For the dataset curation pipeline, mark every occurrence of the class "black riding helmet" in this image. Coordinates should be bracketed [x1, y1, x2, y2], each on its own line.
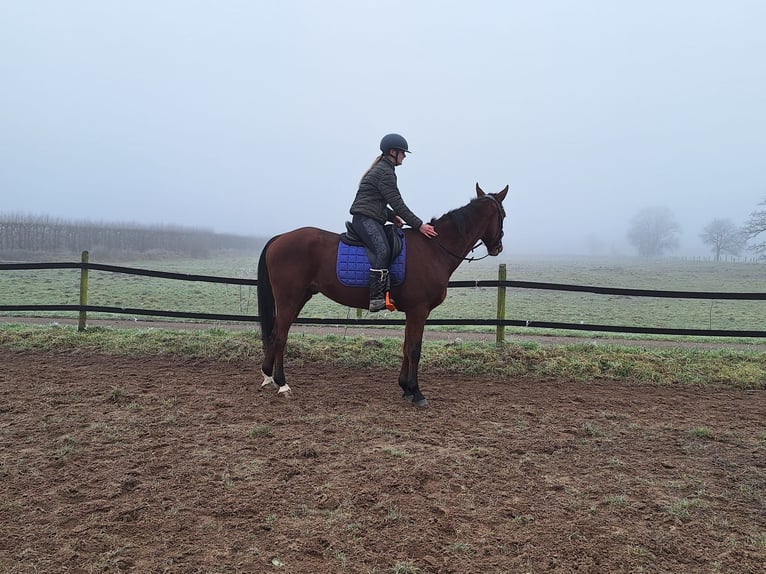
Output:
[380, 133, 411, 154]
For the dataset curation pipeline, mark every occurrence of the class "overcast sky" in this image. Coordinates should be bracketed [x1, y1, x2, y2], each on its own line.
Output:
[1, 0, 764, 255]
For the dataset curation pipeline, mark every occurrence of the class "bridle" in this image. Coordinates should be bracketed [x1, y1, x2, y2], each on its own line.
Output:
[436, 195, 506, 262]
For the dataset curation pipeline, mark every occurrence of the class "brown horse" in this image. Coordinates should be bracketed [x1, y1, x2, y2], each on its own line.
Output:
[257, 183, 509, 407]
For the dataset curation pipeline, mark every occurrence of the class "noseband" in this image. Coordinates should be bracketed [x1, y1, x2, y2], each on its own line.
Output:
[437, 195, 506, 262]
[482, 195, 506, 254]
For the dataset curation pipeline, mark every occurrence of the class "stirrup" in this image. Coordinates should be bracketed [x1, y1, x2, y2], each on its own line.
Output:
[385, 291, 396, 311]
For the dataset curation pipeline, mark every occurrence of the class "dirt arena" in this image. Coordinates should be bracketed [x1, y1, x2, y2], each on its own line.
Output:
[1, 348, 764, 573]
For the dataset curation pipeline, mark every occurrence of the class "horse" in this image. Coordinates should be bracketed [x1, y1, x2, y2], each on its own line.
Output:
[257, 183, 509, 407]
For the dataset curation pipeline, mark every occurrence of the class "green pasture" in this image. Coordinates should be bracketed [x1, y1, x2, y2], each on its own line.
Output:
[3, 254, 766, 387]
[1, 254, 766, 335]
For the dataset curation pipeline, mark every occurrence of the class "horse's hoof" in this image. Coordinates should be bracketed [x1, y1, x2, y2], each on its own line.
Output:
[260, 372, 278, 391]
[277, 384, 292, 399]
[402, 394, 414, 403]
[413, 397, 429, 408]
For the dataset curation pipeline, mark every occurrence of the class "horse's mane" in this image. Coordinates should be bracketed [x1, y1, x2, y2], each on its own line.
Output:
[431, 196, 485, 237]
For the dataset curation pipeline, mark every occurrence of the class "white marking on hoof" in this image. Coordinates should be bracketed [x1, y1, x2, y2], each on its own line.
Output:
[277, 384, 292, 398]
[260, 372, 278, 391]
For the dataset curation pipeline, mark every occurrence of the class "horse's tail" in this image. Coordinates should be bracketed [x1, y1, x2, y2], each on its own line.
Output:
[257, 235, 281, 346]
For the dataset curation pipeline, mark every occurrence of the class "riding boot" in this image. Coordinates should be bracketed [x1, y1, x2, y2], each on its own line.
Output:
[368, 269, 388, 312]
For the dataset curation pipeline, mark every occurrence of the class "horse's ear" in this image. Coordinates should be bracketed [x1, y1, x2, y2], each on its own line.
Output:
[496, 185, 509, 202]
[475, 182, 485, 197]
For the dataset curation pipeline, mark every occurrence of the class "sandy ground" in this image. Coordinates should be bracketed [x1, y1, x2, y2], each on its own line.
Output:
[1, 348, 764, 573]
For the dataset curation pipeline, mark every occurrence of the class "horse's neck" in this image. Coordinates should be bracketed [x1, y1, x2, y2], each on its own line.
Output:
[435, 210, 486, 269]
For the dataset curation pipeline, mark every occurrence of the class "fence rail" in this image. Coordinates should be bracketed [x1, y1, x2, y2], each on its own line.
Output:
[3, 252, 766, 340]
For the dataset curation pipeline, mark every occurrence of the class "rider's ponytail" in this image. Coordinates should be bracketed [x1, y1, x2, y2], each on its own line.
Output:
[359, 154, 383, 186]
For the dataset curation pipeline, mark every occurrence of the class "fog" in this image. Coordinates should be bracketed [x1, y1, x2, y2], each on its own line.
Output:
[1, 1, 764, 256]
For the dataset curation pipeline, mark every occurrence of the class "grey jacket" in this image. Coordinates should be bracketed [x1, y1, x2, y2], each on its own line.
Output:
[349, 156, 423, 229]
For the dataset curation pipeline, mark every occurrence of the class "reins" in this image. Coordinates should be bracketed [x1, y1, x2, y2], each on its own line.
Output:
[436, 239, 491, 262]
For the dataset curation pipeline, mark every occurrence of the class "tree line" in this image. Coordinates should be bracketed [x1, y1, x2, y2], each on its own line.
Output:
[626, 200, 766, 260]
[0, 214, 265, 259]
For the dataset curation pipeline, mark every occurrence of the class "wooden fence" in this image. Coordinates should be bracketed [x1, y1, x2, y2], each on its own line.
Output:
[3, 251, 766, 342]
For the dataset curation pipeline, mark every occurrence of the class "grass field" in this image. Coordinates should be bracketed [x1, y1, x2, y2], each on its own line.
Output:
[1, 253, 765, 335]
[1, 322, 765, 389]
[3, 253, 766, 388]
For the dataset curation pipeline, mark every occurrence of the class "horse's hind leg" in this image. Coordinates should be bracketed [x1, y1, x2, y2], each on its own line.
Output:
[261, 293, 312, 396]
[260, 317, 293, 396]
[260, 322, 281, 391]
[260, 333, 280, 390]
[261, 325, 294, 396]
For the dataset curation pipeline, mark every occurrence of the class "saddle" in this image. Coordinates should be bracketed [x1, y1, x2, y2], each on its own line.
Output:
[337, 223, 406, 287]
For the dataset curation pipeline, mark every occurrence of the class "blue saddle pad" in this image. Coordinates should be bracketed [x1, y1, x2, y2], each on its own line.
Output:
[336, 234, 406, 287]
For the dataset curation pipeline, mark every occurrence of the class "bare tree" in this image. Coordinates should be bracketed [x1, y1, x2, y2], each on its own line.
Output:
[700, 218, 746, 261]
[626, 206, 681, 257]
[742, 197, 766, 259]
[628, 207, 681, 257]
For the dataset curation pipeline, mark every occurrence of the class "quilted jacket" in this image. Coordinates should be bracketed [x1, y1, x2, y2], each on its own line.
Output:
[349, 156, 423, 229]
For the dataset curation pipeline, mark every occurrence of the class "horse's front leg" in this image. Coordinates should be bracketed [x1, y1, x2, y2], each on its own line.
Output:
[399, 311, 429, 408]
[397, 340, 411, 398]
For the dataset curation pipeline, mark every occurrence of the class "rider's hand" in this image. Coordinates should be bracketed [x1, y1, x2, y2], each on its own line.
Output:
[419, 223, 438, 238]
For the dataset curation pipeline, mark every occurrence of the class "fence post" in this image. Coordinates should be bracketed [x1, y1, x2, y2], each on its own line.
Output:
[78, 251, 89, 332]
[496, 263, 506, 345]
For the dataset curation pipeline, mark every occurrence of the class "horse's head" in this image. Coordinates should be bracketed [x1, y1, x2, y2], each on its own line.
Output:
[475, 183, 509, 256]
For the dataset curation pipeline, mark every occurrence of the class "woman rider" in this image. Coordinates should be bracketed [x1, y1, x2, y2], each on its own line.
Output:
[349, 133, 438, 312]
